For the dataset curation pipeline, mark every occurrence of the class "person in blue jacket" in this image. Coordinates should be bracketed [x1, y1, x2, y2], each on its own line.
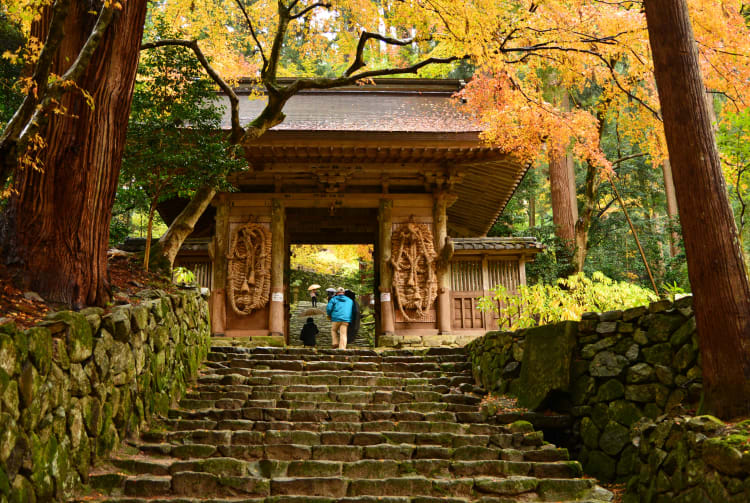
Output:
[326, 287, 354, 349]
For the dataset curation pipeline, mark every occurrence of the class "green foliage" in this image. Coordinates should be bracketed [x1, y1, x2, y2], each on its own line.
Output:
[111, 20, 244, 245]
[172, 266, 197, 286]
[0, 14, 23, 128]
[717, 108, 750, 264]
[479, 271, 657, 330]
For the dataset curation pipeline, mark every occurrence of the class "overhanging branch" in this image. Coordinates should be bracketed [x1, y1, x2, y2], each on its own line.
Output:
[345, 31, 414, 76]
[140, 39, 245, 143]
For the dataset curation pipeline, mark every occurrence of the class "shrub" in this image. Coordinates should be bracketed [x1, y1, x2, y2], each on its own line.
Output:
[478, 271, 657, 330]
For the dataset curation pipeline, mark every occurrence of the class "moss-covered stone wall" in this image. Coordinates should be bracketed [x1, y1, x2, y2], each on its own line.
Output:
[0, 288, 210, 502]
[467, 297, 700, 483]
[626, 415, 750, 503]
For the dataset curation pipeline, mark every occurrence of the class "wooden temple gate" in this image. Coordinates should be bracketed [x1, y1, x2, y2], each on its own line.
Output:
[170, 79, 543, 346]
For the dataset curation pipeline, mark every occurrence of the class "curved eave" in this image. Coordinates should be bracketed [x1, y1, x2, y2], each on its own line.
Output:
[233, 130, 527, 237]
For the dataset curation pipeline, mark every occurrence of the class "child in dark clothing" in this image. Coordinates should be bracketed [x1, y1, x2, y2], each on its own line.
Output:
[300, 317, 319, 347]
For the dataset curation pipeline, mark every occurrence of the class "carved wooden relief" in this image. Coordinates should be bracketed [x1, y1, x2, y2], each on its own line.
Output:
[390, 222, 438, 322]
[227, 222, 271, 315]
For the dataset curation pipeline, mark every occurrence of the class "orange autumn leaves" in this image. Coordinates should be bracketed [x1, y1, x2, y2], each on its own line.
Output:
[437, 0, 750, 170]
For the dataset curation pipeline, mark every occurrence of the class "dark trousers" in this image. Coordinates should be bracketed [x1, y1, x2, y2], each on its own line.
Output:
[311, 296, 317, 307]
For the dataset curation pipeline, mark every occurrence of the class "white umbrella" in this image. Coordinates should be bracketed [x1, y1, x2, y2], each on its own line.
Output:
[307, 284, 321, 291]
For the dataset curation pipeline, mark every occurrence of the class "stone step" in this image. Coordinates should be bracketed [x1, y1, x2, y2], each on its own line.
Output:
[196, 372, 475, 387]
[207, 353, 469, 364]
[138, 428, 557, 452]
[198, 369, 475, 382]
[89, 474, 602, 500]
[80, 346, 610, 503]
[104, 456, 580, 480]
[186, 383, 463, 397]
[210, 346, 468, 357]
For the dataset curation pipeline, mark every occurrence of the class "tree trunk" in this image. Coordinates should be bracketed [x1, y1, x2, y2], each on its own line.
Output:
[157, 184, 217, 270]
[143, 198, 157, 272]
[645, 0, 750, 419]
[549, 150, 577, 244]
[662, 159, 680, 257]
[548, 90, 577, 269]
[2, 1, 148, 307]
[528, 193, 536, 228]
[573, 162, 602, 272]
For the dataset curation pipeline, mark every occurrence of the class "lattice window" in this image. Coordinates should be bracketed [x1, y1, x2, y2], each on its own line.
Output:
[451, 259, 482, 292]
[488, 259, 520, 292]
[178, 262, 213, 290]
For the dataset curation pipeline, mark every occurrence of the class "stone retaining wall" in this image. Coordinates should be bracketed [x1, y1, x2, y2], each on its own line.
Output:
[0, 288, 210, 501]
[467, 297, 700, 482]
[626, 415, 750, 503]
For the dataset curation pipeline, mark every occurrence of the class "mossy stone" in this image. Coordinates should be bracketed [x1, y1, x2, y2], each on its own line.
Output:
[509, 420, 534, 433]
[627, 363, 655, 384]
[703, 438, 743, 475]
[642, 343, 673, 366]
[580, 417, 600, 449]
[596, 379, 625, 401]
[646, 313, 685, 342]
[25, 328, 52, 377]
[2, 381, 19, 421]
[591, 402, 611, 429]
[474, 476, 539, 495]
[590, 351, 629, 377]
[610, 400, 643, 427]
[47, 312, 93, 363]
[9, 474, 35, 503]
[103, 307, 131, 342]
[673, 344, 697, 372]
[584, 450, 617, 481]
[600, 421, 630, 456]
[670, 318, 696, 347]
[570, 376, 595, 405]
[617, 444, 639, 477]
[517, 321, 578, 410]
[0, 334, 18, 377]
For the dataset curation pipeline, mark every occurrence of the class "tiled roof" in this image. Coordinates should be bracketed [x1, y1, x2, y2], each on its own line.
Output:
[217, 79, 481, 133]
[452, 237, 545, 251]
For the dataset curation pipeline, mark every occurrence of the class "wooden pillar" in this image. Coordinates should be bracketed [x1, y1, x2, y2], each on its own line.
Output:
[519, 255, 528, 287]
[434, 192, 453, 334]
[378, 199, 396, 336]
[269, 199, 286, 337]
[211, 196, 228, 335]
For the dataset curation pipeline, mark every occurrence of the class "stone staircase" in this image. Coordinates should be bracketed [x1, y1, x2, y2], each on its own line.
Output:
[78, 346, 612, 502]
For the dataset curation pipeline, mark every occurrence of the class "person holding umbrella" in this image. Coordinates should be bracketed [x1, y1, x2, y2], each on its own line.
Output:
[308, 284, 321, 307]
[326, 287, 336, 302]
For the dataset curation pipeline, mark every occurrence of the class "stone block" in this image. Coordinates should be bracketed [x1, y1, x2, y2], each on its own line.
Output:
[516, 321, 577, 410]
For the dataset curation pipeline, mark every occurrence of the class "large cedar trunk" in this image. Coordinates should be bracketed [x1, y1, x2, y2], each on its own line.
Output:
[646, 0, 750, 418]
[549, 142, 577, 276]
[2, 1, 148, 307]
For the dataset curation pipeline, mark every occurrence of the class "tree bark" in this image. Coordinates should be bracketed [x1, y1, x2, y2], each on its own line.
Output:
[2, 1, 148, 307]
[573, 162, 603, 272]
[645, 0, 750, 418]
[549, 149, 577, 245]
[662, 159, 680, 257]
[548, 90, 577, 269]
[157, 185, 217, 270]
[528, 193, 536, 228]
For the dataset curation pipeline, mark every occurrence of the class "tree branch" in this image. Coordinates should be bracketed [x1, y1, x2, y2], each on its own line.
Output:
[345, 31, 413, 76]
[233, 0, 268, 71]
[290, 2, 331, 19]
[140, 39, 245, 143]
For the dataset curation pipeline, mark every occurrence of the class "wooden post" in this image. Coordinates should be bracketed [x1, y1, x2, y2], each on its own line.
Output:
[269, 199, 286, 337]
[378, 199, 396, 336]
[211, 196, 228, 335]
[519, 256, 528, 287]
[434, 192, 456, 334]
